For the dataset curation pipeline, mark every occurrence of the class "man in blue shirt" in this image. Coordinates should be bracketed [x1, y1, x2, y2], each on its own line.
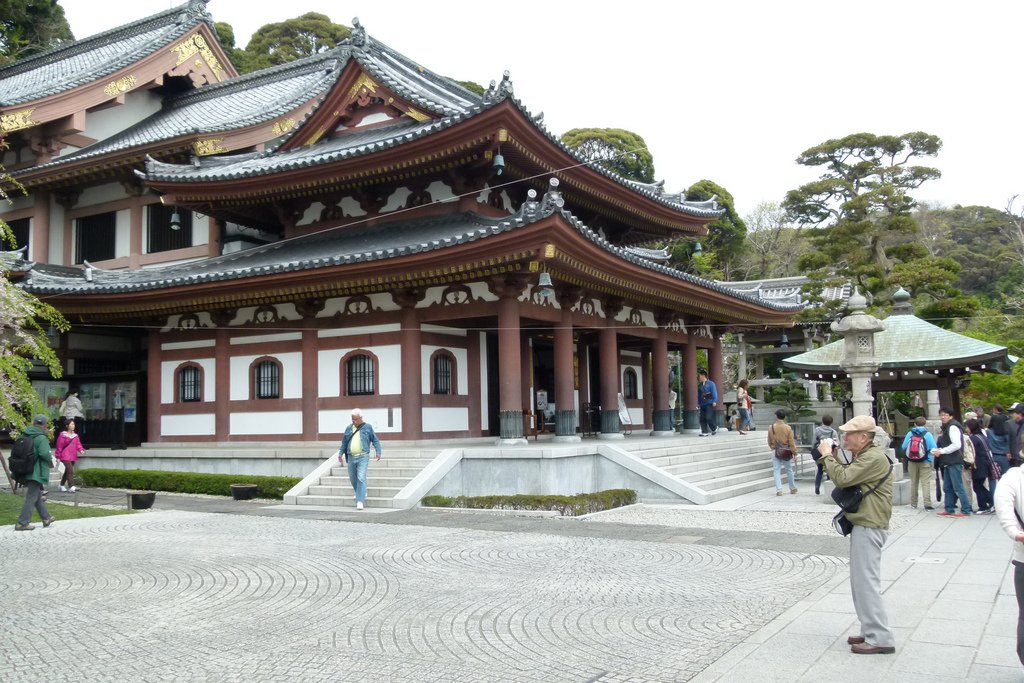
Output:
[901, 416, 937, 510]
[340, 408, 382, 510]
[698, 369, 718, 437]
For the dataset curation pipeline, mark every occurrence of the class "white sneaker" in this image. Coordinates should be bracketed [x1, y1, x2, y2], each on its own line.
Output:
[69, 486, 77, 493]
[59, 486, 68, 492]
[356, 502, 363, 510]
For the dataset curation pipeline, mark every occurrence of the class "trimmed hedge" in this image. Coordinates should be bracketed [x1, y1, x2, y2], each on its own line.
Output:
[420, 489, 637, 517]
[78, 469, 300, 500]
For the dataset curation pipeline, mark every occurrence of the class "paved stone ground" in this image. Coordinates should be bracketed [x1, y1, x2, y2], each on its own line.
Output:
[0, 509, 845, 682]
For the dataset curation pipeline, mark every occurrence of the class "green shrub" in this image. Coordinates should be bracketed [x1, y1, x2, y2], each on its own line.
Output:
[78, 469, 300, 500]
[420, 489, 637, 516]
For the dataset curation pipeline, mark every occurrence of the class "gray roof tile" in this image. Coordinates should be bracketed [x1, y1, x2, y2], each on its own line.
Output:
[0, 0, 214, 107]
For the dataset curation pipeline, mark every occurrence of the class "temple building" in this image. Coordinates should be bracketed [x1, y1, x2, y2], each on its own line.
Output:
[2, 0, 800, 447]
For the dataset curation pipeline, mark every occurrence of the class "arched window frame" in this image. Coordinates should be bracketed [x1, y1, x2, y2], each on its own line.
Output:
[623, 367, 639, 400]
[340, 349, 379, 396]
[429, 349, 458, 395]
[249, 356, 283, 400]
[174, 362, 205, 403]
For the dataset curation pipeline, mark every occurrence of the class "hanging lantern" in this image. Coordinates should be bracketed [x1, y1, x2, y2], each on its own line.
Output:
[170, 209, 182, 231]
[493, 147, 505, 175]
[537, 271, 554, 298]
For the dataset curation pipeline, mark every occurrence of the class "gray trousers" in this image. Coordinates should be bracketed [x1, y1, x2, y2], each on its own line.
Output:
[18, 480, 51, 526]
[850, 524, 895, 647]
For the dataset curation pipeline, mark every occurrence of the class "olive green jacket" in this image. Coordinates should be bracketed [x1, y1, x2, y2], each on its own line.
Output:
[821, 443, 893, 530]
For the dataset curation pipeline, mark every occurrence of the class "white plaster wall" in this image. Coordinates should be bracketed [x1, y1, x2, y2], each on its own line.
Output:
[421, 345, 469, 395]
[627, 407, 644, 427]
[230, 332, 302, 345]
[357, 112, 392, 128]
[193, 214, 210, 246]
[115, 209, 130, 259]
[422, 407, 469, 432]
[48, 196, 64, 264]
[55, 145, 80, 159]
[161, 339, 216, 351]
[84, 90, 162, 142]
[480, 331, 489, 431]
[340, 196, 366, 217]
[468, 281, 499, 302]
[141, 256, 206, 269]
[425, 180, 454, 202]
[297, 202, 324, 226]
[77, 183, 128, 208]
[421, 324, 466, 337]
[319, 293, 400, 316]
[230, 352, 302, 400]
[161, 413, 216, 436]
[380, 187, 411, 212]
[317, 323, 400, 338]
[161, 358, 216, 404]
[231, 411, 303, 435]
[317, 344, 402, 397]
[319, 408, 401, 433]
[0, 194, 32, 213]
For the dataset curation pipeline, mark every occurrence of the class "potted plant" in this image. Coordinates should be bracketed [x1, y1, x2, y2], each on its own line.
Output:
[230, 483, 258, 501]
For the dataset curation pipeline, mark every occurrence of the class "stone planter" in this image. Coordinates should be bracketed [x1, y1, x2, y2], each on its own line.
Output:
[129, 491, 156, 510]
[230, 484, 258, 501]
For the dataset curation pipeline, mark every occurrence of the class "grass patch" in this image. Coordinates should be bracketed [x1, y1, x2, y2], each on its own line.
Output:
[421, 489, 637, 517]
[79, 469, 300, 500]
[0, 491, 134, 525]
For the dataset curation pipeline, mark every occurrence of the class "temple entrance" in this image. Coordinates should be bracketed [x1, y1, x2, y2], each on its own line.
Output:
[485, 331, 500, 436]
[531, 339, 555, 430]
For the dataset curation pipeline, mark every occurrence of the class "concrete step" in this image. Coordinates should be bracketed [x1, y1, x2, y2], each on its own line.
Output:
[671, 458, 775, 484]
[659, 451, 773, 475]
[696, 467, 780, 492]
[707, 475, 780, 502]
[307, 485, 405, 498]
[638, 445, 769, 469]
[295, 494, 394, 508]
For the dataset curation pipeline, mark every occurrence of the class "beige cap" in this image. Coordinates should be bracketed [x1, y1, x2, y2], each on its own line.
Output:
[839, 415, 876, 433]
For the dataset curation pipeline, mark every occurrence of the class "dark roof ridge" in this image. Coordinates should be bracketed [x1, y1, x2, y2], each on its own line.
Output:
[0, 0, 208, 79]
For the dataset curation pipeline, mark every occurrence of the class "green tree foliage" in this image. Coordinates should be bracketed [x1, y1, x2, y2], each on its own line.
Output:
[784, 132, 945, 307]
[448, 78, 484, 96]
[740, 201, 808, 279]
[681, 179, 746, 279]
[767, 380, 815, 419]
[1, 138, 69, 433]
[229, 13, 349, 73]
[0, 0, 74, 65]
[560, 128, 655, 183]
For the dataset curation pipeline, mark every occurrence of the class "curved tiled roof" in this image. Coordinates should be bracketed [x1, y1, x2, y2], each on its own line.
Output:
[784, 314, 1014, 373]
[17, 181, 801, 316]
[0, 0, 214, 107]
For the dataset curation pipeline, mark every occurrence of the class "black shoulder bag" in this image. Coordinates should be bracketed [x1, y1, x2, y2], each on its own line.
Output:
[831, 457, 893, 537]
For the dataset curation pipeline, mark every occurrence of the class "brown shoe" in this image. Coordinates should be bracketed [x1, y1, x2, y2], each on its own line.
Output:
[14, 523, 35, 531]
[791, 488, 798, 494]
[851, 642, 895, 655]
[42, 517, 56, 528]
[847, 635, 865, 645]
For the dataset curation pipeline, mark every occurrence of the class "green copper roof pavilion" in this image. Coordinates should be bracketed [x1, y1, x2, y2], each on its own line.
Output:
[784, 288, 1015, 381]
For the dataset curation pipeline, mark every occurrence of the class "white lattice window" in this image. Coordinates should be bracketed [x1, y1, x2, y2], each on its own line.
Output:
[857, 335, 871, 351]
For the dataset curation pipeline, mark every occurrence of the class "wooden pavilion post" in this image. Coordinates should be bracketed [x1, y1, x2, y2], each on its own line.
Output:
[553, 289, 581, 442]
[651, 311, 672, 435]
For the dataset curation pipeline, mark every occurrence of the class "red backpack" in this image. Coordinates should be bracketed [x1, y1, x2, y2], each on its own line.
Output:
[906, 433, 928, 462]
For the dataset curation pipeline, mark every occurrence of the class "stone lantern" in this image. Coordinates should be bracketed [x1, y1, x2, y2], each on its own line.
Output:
[831, 288, 886, 418]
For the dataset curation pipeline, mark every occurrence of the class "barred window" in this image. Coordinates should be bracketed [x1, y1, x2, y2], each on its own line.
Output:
[7, 217, 29, 250]
[254, 360, 280, 399]
[178, 365, 202, 402]
[147, 204, 192, 253]
[623, 368, 638, 400]
[433, 353, 452, 395]
[346, 354, 375, 396]
[75, 211, 116, 264]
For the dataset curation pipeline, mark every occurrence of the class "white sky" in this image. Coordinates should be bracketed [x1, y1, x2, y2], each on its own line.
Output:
[59, 0, 1024, 219]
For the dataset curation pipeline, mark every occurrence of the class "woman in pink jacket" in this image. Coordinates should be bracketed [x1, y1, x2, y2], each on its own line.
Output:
[55, 419, 85, 492]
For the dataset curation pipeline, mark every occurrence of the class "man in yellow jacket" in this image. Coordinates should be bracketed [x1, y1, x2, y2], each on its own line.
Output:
[815, 414, 895, 655]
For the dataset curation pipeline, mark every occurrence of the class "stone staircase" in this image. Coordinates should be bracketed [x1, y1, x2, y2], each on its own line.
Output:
[295, 449, 442, 508]
[622, 432, 795, 502]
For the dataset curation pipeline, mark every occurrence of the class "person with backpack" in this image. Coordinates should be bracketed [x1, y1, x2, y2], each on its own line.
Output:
[965, 418, 996, 514]
[989, 404, 1012, 486]
[812, 414, 839, 495]
[1009, 403, 1024, 468]
[901, 416, 937, 510]
[932, 407, 973, 517]
[14, 414, 56, 531]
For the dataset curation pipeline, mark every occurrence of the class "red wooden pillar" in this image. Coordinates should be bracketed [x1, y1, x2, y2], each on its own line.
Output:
[553, 304, 579, 440]
[641, 349, 652, 429]
[401, 305, 422, 439]
[301, 327, 318, 441]
[520, 332, 532, 414]
[497, 295, 523, 439]
[599, 323, 621, 436]
[682, 339, 699, 432]
[215, 328, 230, 440]
[147, 329, 161, 443]
[32, 190, 50, 263]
